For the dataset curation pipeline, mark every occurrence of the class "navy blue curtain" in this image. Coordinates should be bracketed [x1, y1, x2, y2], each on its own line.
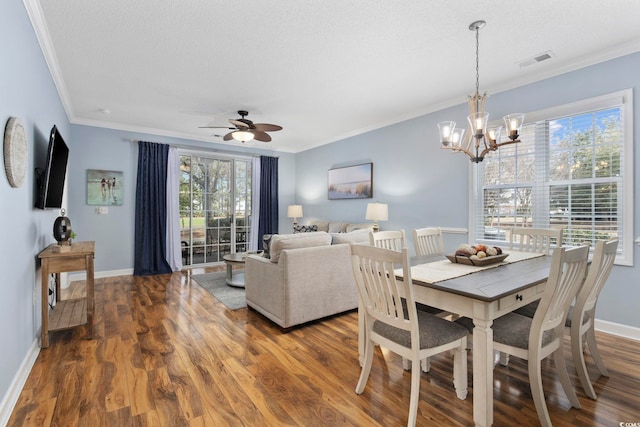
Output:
[134, 141, 172, 276]
[258, 156, 279, 246]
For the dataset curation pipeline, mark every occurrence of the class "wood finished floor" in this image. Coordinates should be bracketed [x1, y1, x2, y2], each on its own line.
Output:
[8, 267, 640, 426]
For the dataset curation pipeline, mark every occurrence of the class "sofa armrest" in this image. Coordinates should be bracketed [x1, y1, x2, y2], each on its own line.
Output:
[245, 254, 286, 324]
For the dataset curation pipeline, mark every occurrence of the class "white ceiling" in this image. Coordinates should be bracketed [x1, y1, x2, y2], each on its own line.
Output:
[25, 0, 640, 153]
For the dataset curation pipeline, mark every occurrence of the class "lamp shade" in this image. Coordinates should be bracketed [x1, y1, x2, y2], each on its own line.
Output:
[287, 205, 303, 218]
[365, 202, 388, 221]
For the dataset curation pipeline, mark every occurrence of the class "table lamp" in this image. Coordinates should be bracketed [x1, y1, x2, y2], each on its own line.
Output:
[365, 202, 388, 232]
[287, 205, 303, 227]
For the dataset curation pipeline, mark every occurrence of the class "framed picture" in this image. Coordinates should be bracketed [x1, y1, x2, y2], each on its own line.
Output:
[328, 163, 373, 199]
[87, 169, 123, 206]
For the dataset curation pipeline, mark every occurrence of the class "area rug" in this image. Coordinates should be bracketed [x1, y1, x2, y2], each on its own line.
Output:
[191, 271, 247, 310]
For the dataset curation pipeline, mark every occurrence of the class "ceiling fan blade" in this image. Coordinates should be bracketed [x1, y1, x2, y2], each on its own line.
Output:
[222, 132, 234, 141]
[252, 130, 272, 142]
[199, 126, 235, 129]
[253, 123, 283, 132]
[229, 119, 250, 128]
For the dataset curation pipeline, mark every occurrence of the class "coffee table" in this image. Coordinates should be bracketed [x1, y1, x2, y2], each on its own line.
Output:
[223, 252, 246, 288]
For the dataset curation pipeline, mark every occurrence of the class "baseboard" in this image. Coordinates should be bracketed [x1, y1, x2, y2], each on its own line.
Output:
[0, 340, 40, 426]
[595, 318, 640, 341]
[66, 267, 134, 285]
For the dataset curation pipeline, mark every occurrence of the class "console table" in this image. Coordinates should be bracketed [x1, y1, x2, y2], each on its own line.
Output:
[38, 241, 95, 348]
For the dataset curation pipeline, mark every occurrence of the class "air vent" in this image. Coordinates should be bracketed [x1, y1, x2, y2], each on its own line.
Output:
[518, 50, 554, 68]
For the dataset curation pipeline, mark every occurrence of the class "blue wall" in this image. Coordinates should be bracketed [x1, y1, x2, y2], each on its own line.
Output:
[296, 52, 640, 329]
[0, 0, 70, 414]
[1, 0, 639, 419]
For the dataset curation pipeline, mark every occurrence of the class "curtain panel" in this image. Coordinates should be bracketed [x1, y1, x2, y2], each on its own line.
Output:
[257, 156, 279, 247]
[165, 147, 182, 271]
[134, 141, 172, 275]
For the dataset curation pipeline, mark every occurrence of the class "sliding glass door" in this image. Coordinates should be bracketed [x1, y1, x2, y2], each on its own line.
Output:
[179, 153, 252, 266]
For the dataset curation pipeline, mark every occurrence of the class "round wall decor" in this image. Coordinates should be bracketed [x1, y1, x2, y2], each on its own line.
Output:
[4, 117, 28, 188]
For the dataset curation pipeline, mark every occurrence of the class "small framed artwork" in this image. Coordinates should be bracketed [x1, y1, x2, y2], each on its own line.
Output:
[87, 169, 123, 206]
[328, 162, 373, 200]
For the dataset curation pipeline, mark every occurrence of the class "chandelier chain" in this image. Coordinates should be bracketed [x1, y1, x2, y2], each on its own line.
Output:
[475, 25, 480, 96]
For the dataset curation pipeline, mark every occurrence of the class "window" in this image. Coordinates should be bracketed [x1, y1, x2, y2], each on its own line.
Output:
[179, 151, 253, 266]
[472, 89, 633, 265]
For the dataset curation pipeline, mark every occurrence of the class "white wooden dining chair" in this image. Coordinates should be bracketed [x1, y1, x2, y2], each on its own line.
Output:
[570, 239, 618, 400]
[370, 228, 442, 372]
[369, 229, 406, 251]
[413, 227, 445, 257]
[509, 227, 563, 255]
[491, 244, 589, 427]
[350, 244, 468, 427]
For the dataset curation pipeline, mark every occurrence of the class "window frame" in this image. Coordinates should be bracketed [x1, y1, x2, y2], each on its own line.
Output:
[469, 89, 634, 266]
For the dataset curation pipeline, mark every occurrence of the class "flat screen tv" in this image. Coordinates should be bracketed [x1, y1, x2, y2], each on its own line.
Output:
[35, 125, 69, 209]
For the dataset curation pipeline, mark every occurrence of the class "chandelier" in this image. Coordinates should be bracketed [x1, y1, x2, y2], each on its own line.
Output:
[438, 20, 525, 163]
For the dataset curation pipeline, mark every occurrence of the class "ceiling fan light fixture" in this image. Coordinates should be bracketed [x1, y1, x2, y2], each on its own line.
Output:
[232, 130, 254, 143]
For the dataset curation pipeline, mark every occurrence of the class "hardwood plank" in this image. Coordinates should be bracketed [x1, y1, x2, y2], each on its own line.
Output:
[11, 397, 56, 427]
[103, 336, 131, 413]
[121, 339, 155, 416]
[148, 367, 189, 427]
[51, 362, 81, 426]
[8, 270, 640, 427]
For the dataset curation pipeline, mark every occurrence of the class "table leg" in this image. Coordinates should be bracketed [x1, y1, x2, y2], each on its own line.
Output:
[473, 318, 494, 427]
[41, 259, 50, 348]
[86, 254, 95, 340]
[226, 262, 233, 282]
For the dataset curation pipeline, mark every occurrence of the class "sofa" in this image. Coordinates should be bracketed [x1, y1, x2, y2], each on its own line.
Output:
[245, 229, 371, 329]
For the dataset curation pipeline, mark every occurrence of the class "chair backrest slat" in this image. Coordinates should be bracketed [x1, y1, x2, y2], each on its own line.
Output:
[413, 227, 445, 257]
[509, 227, 563, 255]
[577, 239, 618, 315]
[534, 244, 589, 333]
[369, 230, 406, 252]
[351, 244, 415, 332]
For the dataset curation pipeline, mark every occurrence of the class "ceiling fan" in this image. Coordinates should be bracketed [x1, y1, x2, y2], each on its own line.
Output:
[199, 110, 283, 143]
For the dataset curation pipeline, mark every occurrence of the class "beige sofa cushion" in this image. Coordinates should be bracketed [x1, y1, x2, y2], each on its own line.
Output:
[308, 220, 375, 234]
[345, 222, 375, 233]
[328, 222, 348, 233]
[269, 231, 332, 263]
[331, 228, 371, 244]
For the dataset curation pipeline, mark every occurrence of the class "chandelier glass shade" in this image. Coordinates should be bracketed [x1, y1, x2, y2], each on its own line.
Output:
[439, 20, 525, 163]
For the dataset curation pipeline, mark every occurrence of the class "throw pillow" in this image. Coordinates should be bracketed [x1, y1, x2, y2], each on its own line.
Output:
[293, 224, 318, 233]
[262, 234, 274, 257]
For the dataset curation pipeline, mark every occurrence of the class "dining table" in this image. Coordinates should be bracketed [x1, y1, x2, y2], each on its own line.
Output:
[357, 250, 554, 427]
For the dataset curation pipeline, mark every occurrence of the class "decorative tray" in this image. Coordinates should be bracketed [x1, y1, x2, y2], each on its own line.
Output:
[446, 253, 509, 266]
